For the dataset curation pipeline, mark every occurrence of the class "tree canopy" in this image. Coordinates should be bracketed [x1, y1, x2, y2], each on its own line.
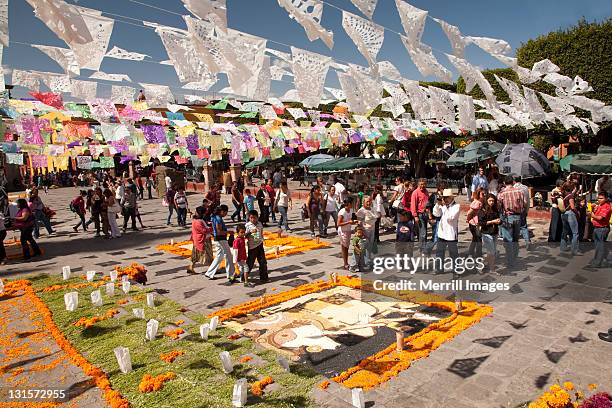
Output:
[517, 18, 612, 105]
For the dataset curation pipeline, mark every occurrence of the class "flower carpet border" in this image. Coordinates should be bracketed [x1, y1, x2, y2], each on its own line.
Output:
[209, 276, 493, 390]
[4, 280, 129, 408]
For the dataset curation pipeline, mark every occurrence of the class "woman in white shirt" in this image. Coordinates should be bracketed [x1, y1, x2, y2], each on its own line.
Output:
[323, 185, 339, 236]
[356, 197, 378, 268]
[372, 184, 385, 244]
[389, 177, 405, 221]
[274, 182, 292, 232]
[337, 198, 357, 270]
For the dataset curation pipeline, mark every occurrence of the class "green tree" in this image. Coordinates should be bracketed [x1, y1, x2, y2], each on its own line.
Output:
[516, 18, 612, 105]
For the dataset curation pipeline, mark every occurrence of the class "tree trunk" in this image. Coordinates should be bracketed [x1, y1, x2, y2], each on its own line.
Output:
[348, 143, 362, 157]
[404, 140, 435, 178]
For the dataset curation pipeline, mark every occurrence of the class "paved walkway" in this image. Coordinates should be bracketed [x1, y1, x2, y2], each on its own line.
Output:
[0, 281, 104, 406]
[1, 184, 611, 407]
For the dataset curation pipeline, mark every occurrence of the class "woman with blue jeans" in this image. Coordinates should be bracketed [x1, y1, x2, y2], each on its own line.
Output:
[306, 185, 325, 237]
[274, 182, 292, 232]
[478, 194, 501, 274]
[560, 183, 579, 255]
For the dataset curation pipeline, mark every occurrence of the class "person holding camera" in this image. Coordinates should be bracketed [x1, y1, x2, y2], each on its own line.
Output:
[432, 189, 461, 267]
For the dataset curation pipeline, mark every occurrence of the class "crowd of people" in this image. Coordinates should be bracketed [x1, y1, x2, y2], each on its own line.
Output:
[291, 169, 611, 274]
[0, 164, 610, 277]
[0, 171, 163, 264]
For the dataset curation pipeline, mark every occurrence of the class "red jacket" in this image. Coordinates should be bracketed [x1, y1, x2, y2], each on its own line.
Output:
[265, 185, 276, 200]
[72, 196, 85, 214]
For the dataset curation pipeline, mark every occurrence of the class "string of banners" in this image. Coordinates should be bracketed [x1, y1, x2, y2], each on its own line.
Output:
[2, 0, 611, 172]
[0, 94, 458, 171]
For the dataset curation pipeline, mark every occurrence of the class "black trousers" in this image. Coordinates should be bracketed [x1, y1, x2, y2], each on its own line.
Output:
[86, 212, 101, 234]
[258, 203, 269, 224]
[468, 224, 483, 257]
[123, 207, 137, 230]
[247, 243, 268, 281]
[548, 207, 562, 242]
[0, 230, 6, 261]
[20, 227, 41, 259]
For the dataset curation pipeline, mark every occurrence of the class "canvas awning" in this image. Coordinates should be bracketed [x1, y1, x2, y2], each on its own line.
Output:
[307, 157, 401, 173]
[245, 158, 271, 169]
[569, 147, 612, 175]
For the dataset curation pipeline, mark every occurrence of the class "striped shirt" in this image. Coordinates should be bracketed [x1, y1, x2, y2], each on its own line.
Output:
[498, 185, 525, 215]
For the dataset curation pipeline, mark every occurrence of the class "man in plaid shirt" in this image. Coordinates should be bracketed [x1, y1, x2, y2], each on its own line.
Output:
[498, 175, 525, 268]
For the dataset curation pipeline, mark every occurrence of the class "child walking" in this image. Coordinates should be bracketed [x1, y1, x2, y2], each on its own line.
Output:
[71, 190, 88, 232]
[243, 189, 256, 213]
[350, 226, 367, 272]
[230, 224, 249, 284]
[396, 210, 416, 257]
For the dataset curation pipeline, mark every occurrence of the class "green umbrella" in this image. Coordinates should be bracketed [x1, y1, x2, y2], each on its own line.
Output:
[245, 158, 270, 169]
[559, 154, 578, 172]
[308, 157, 402, 173]
[447, 141, 504, 167]
[570, 153, 612, 175]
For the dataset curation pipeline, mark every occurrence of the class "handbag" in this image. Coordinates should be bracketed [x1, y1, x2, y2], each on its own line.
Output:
[109, 202, 121, 214]
[42, 206, 53, 218]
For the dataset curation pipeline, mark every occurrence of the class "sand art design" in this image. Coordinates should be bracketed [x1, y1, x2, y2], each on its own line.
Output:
[225, 286, 452, 377]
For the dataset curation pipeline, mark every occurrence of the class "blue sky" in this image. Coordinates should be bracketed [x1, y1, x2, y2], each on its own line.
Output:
[5, 0, 612, 101]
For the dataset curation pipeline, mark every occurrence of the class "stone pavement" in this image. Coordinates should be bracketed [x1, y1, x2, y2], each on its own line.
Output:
[0, 282, 104, 406]
[1, 184, 611, 408]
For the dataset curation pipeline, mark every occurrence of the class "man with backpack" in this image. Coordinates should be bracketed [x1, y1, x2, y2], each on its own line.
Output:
[71, 190, 88, 232]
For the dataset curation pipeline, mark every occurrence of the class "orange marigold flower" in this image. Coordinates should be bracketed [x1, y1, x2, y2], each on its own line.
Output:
[138, 372, 176, 393]
[12, 280, 130, 408]
[160, 350, 185, 363]
[116, 299, 129, 305]
[563, 382, 574, 391]
[588, 383, 597, 390]
[174, 320, 185, 326]
[251, 376, 274, 396]
[115, 263, 148, 284]
[73, 309, 119, 328]
[165, 329, 185, 339]
[549, 384, 563, 393]
[239, 356, 252, 363]
[318, 381, 330, 390]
